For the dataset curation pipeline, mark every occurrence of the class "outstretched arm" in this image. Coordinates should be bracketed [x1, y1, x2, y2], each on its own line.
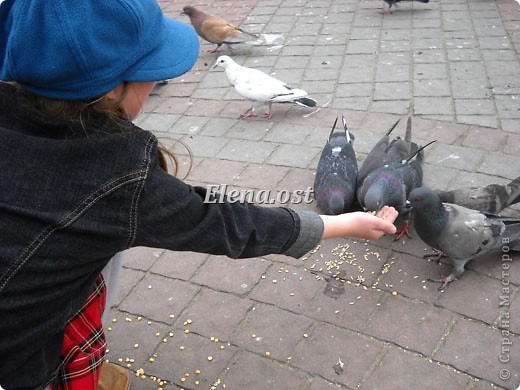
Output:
[320, 206, 398, 241]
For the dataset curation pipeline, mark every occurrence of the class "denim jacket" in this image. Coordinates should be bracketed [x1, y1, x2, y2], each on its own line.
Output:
[0, 83, 323, 389]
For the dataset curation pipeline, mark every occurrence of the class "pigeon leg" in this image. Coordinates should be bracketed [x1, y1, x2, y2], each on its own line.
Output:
[428, 273, 457, 291]
[240, 107, 257, 119]
[423, 248, 445, 262]
[265, 103, 274, 119]
[208, 43, 222, 53]
[225, 43, 235, 54]
[394, 221, 412, 240]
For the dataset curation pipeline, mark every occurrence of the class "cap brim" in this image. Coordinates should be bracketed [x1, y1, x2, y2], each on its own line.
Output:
[126, 17, 199, 82]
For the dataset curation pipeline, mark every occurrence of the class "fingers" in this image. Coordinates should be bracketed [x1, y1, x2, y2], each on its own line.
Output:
[375, 205, 398, 222]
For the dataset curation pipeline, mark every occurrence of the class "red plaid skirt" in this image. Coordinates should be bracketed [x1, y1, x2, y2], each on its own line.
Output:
[51, 275, 107, 390]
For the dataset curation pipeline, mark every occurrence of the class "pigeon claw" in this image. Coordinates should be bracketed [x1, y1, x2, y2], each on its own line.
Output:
[394, 222, 412, 241]
[240, 110, 257, 119]
[428, 273, 457, 291]
[423, 248, 445, 262]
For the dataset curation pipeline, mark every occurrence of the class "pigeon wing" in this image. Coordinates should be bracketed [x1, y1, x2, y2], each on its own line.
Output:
[437, 204, 517, 262]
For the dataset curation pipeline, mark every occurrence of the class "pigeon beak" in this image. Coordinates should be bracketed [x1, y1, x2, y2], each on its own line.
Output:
[212, 61, 220, 70]
[404, 200, 413, 210]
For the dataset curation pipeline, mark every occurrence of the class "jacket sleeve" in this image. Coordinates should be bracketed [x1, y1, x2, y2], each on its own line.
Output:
[132, 157, 323, 259]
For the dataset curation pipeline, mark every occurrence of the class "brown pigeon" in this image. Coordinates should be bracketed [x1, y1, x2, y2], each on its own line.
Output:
[182, 6, 258, 53]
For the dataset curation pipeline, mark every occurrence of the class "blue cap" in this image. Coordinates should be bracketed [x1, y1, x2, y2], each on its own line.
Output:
[0, 0, 199, 99]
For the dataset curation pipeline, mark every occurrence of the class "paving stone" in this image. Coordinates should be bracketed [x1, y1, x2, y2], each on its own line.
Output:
[308, 377, 352, 390]
[468, 250, 520, 286]
[138, 113, 180, 134]
[414, 78, 451, 97]
[461, 126, 506, 151]
[192, 255, 270, 296]
[507, 292, 520, 335]
[182, 135, 229, 158]
[409, 118, 469, 145]
[435, 270, 505, 324]
[377, 252, 449, 303]
[457, 114, 498, 129]
[478, 152, 520, 180]
[434, 318, 520, 388]
[265, 123, 316, 145]
[150, 250, 209, 281]
[305, 279, 385, 333]
[365, 295, 454, 355]
[119, 274, 200, 324]
[235, 163, 291, 190]
[374, 82, 411, 100]
[217, 138, 278, 163]
[290, 323, 384, 388]
[427, 143, 485, 171]
[225, 120, 274, 141]
[187, 158, 245, 184]
[221, 351, 308, 389]
[121, 247, 164, 272]
[304, 238, 394, 287]
[267, 143, 321, 168]
[249, 263, 323, 314]
[361, 347, 471, 390]
[179, 288, 253, 341]
[166, 115, 210, 136]
[277, 167, 317, 194]
[414, 97, 454, 116]
[108, 267, 145, 309]
[105, 312, 170, 372]
[423, 163, 461, 190]
[148, 331, 237, 388]
[231, 304, 314, 360]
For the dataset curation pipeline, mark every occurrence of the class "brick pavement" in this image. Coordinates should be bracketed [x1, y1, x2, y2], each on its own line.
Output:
[105, 0, 520, 389]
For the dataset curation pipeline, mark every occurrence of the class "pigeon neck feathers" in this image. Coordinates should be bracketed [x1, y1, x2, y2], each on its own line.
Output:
[409, 188, 448, 247]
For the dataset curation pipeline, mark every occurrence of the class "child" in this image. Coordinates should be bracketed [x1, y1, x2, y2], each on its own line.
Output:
[0, 0, 397, 389]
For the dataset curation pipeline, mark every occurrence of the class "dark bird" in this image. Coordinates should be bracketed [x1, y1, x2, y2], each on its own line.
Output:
[382, 0, 430, 15]
[182, 6, 259, 53]
[213, 55, 317, 119]
[314, 117, 358, 215]
[357, 117, 428, 239]
[357, 140, 434, 239]
[434, 176, 520, 214]
[357, 117, 418, 187]
[408, 186, 520, 289]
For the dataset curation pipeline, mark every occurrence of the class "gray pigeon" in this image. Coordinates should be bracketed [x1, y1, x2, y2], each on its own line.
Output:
[357, 141, 434, 238]
[314, 117, 358, 215]
[357, 117, 431, 239]
[357, 116, 418, 188]
[434, 176, 520, 214]
[408, 186, 520, 289]
[382, 0, 430, 15]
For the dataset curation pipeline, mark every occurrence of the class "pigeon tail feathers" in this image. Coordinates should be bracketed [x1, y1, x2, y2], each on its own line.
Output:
[293, 97, 317, 108]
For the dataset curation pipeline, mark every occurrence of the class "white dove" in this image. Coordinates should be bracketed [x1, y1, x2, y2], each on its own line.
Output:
[213, 55, 317, 119]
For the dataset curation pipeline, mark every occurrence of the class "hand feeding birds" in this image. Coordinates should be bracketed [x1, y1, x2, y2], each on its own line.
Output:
[213, 55, 317, 119]
[182, 6, 259, 53]
[407, 186, 520, 290]
[357, 116, 435, 240]
[314, 117, 358, 215]
[382, 0, 430, 15]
